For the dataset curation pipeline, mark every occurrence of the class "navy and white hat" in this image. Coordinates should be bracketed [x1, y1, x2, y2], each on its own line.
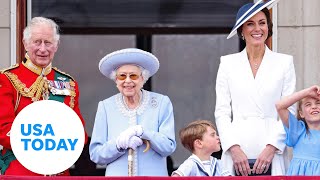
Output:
[227, 0, 280, 39]
[99, 48, 160, 78]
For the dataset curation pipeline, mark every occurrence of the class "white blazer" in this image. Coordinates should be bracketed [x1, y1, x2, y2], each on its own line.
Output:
[215, 46, 296, 175]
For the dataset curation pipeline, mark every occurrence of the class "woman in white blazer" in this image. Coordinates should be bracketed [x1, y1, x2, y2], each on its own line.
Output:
[215, 0, 296, 176]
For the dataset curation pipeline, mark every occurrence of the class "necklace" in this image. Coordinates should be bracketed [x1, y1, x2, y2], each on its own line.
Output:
[252, 62, 259, 70]
[122, 91, 143, 110]
[249, 59, 261, 70]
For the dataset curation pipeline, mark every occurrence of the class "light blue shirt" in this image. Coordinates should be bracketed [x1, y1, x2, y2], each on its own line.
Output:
[173, 154, 231, 176]
[89, 90, 176, 176]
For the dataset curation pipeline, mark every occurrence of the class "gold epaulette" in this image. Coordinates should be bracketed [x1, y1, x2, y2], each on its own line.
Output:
[52, 67, 75, 81]
[4, 71, 49, 102]
[0, 64, 19, 74]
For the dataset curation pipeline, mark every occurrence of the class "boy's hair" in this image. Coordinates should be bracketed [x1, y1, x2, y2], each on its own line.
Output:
[179, 120, 216, 152]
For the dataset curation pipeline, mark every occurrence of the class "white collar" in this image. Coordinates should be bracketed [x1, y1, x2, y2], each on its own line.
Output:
[116, 89, 150, 117]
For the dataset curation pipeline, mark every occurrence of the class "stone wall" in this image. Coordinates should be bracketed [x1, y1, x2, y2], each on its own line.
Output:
[278, 0, 320, 90]
[0, 0, 10, 69]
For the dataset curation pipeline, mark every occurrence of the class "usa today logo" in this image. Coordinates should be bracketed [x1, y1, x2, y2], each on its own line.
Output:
[10, 100, 85, 175]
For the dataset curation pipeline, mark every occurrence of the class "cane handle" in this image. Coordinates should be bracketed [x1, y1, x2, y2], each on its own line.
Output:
[142, 139, 150, 153]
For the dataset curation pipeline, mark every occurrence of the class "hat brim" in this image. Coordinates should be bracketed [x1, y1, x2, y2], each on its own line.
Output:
[99, 48, 160, 79]
[227, 0, 280, 39]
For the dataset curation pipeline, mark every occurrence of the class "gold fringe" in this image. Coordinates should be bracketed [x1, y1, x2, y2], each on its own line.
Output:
[0, 64, 19, 74]
[70, 97, 75, 109]
[69, 80, 76, 108]
[14, 91, 21, 112]
[4, 72, 49, 102]
[4, 69, 76, 108]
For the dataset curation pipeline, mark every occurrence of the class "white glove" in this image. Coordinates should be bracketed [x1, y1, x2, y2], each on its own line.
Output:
[116, 125, 143, 151]
[131, 125, 143, 137]
[128, 136, 143, 150]
[116, 130, 134, 151]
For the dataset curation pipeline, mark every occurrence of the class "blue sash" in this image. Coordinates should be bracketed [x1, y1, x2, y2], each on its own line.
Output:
[0, 150, 16, 174]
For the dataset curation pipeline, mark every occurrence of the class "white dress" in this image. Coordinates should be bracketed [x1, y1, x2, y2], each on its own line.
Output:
[215, 46, 296, 175]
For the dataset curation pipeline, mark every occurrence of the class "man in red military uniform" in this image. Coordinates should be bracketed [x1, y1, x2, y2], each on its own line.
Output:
[0, 16, 88, 176]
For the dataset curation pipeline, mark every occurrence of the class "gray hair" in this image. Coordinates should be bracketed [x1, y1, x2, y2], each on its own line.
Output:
[23, 17, 60, 44]
[110, 65, 150, 84]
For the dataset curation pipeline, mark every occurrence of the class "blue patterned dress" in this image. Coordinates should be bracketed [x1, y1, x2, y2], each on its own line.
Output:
[284, 112, 320, 175]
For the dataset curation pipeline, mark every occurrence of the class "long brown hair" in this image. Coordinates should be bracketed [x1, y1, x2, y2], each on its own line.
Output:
[237, 7, 273, 40]
[297, 99, 309, 132]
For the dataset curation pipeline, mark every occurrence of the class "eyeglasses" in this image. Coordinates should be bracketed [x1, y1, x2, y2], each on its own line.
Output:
[116, 73, 140, 81]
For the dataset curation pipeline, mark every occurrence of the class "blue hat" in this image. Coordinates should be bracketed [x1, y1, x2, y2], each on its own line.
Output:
[99, 48, 160, 78]
[227, 0, 280, 39]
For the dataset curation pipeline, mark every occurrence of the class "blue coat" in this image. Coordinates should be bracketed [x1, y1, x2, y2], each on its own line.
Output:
[89, 90, 176, 176]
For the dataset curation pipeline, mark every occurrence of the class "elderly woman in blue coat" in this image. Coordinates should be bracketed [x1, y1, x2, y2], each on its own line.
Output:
[89, 48, 176, 176]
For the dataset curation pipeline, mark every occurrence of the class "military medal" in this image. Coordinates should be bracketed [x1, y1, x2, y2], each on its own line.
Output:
[48, 80, 74, 96]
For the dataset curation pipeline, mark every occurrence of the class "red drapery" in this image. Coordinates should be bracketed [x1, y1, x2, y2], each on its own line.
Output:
[1, 176, 320, 180]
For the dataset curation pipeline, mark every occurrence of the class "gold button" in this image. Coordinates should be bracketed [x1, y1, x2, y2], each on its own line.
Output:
[24, 88, 30, 92]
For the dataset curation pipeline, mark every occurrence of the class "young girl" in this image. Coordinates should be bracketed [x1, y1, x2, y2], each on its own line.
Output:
[276, 85, 320, 175]
[171, 120, 230, 177]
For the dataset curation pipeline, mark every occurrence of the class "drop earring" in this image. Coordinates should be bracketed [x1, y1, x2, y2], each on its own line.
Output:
[241, 34, 245, 40]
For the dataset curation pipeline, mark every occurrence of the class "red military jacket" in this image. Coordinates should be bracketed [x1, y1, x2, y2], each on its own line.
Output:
[0, 57, 88, 176]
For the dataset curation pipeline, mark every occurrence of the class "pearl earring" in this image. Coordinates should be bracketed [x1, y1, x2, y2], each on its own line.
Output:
[241, 34, 245, 40]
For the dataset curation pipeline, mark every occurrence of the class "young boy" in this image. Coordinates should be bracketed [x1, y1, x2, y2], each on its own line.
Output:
[172, 120, 231, 176]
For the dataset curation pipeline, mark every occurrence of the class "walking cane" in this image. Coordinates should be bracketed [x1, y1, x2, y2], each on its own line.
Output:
[128, 148, 134, 176]
[128, 139, 150, 176]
